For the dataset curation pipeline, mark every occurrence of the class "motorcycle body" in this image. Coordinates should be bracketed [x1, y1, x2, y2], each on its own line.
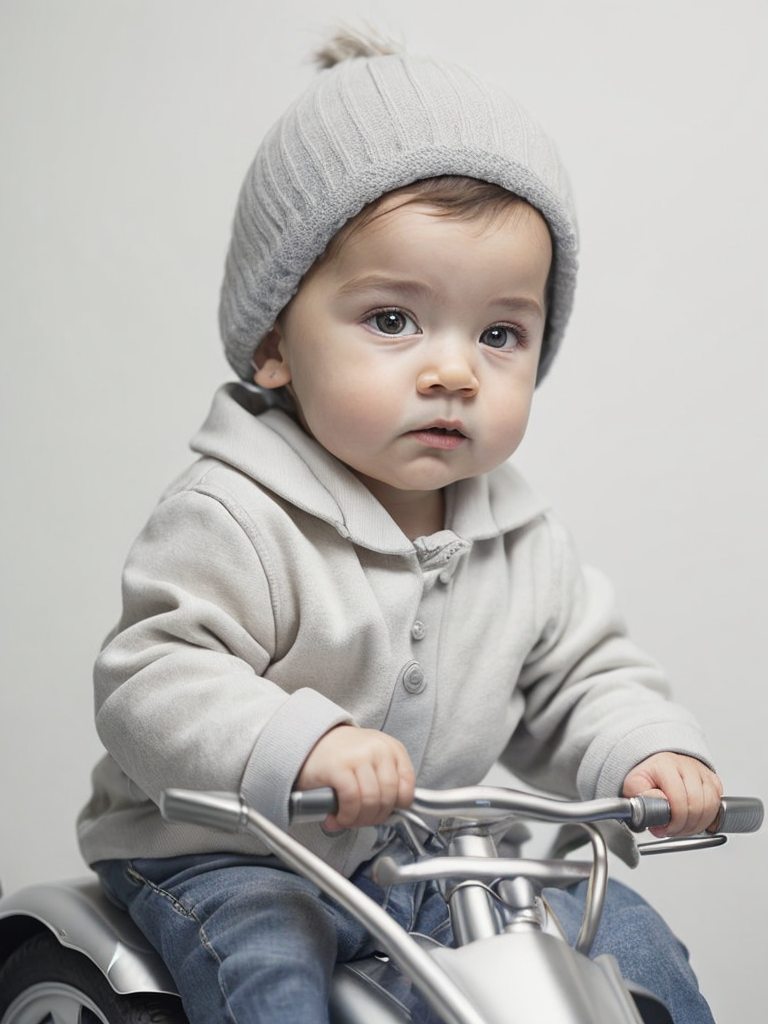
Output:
[0, 787, 762, 1024]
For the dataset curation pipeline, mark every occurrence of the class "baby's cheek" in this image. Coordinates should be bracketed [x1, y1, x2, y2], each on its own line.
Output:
[337, 393, 397, 437]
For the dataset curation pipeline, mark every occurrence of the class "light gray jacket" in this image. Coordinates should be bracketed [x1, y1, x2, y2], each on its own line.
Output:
[77, 383, 712, 875]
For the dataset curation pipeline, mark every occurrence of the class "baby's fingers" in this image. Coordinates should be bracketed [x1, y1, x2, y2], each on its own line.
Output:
[623, 752, 723, 837]
[298, 725, 415, 830]
[330, 761, 394, 829]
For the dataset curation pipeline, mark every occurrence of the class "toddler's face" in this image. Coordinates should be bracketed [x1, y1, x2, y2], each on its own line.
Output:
[254, 193, 551, 532]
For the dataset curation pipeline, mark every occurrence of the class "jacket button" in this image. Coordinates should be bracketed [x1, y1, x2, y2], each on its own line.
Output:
[401, 661, 426, 694]
[411, 620, 426, 641]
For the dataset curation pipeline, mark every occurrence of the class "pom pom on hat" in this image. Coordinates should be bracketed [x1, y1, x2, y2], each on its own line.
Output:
[219, 31, 578, 383]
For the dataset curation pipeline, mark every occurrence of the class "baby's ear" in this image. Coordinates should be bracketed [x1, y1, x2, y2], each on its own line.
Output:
[252, 328, 291, 389]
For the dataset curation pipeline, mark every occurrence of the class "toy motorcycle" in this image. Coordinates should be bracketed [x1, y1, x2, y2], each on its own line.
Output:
[0, 784, 762, 1024]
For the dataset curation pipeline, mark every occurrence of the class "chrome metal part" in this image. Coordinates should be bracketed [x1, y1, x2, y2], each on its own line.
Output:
[372, 854, 592, 888]
[160, 789, 247, 832]
[592, 954, 646, 1023]
[497, 877, 543, 935]
[445, 833, 500, 943]
[411, 787, 642, 827]
[1, 981, 112, 1024]
[0, 878, 176, 994]
[430, 931, 646, 1024]
[289, 786, 338, 822]
[638, 834, 728, 856]
[574, 825, 608, 956]
[496, 876, 537, 911]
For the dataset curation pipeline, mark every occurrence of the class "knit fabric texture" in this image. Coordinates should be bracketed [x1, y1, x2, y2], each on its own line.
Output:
[219, 50, 579, 383]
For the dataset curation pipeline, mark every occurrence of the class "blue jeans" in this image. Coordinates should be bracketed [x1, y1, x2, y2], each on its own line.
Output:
[95, 851, 714, 1024]
[544, 881, 714, 1024]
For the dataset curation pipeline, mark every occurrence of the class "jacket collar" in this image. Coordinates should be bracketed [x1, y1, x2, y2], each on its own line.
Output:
[191, 383, 549, 554]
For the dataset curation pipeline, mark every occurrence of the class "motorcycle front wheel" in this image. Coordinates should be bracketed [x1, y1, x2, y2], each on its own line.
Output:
[0, 930, 188, 1024]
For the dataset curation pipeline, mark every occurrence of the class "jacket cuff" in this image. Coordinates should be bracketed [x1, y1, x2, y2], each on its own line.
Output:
[240, 688, 353, 829]
[578, 719, 715, 799]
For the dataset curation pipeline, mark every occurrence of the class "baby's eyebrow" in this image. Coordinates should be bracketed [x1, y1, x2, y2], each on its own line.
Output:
[489, 296, 546, 320]
[336, 274, 429, 300]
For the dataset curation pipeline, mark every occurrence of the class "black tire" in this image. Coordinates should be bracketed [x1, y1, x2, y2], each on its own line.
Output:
[0, 930, 188, 1024]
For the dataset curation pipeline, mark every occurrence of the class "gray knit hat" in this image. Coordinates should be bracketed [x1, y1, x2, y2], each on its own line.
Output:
[219, 38, 578, 383]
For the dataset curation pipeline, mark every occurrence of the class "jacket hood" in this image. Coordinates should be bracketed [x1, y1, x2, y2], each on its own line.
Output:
[190, 382, 550, 552]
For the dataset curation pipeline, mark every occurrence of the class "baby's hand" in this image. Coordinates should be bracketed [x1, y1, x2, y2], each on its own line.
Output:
[296, 725, 415, 829]
[622, 752, 724, 838]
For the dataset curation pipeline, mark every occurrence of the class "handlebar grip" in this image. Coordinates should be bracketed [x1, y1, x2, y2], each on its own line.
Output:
[289, 787, 339, 823]
[628, 794, 671, 831]
[709, 796, 764, 834]
[160, 788, 339, 831]
[160, 789, 246, 831]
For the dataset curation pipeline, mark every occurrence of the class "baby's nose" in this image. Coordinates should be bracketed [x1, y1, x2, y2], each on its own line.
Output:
[416, 343, 479, 395]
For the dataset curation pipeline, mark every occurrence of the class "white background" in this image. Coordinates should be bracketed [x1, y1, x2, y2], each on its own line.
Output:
[1, 1, 765, 1020]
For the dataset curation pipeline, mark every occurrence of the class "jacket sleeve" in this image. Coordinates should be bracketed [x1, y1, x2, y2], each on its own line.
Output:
[93, 483, 352, 829]
[499, 515, 714, 799]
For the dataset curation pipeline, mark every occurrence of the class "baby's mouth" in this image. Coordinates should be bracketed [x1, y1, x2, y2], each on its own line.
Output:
[425, 426, 465, 436]
[408, 424, 468, 449]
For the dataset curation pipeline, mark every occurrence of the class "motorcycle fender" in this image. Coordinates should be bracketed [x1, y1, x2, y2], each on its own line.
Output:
[0, 876, 177, 995]
[430, 930, 650, 1024]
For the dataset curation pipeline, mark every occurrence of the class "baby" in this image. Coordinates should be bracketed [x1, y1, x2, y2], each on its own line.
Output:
[78, 30, 722, 1023]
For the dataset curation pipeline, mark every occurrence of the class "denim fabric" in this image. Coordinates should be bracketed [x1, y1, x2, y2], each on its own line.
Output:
[95, 844, 451, 1024]
[95, 854, 713, 1024]
[543, 880, 715, 1024]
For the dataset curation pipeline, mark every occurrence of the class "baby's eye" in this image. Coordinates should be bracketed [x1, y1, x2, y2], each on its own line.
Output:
[365, 309, 420, 336]
[479, 325, 525, 350]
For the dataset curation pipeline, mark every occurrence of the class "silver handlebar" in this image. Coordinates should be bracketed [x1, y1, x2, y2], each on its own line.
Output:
[284, 786, 670, 831]
[161, 785, 763, 837]
[408, 787, 671, 832]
